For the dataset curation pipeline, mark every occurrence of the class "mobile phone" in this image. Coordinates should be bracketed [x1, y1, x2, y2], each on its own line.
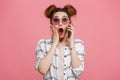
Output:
[68, 30, 71, 38]
[68, 23, 71, 39]
[68, 21, 72, 38]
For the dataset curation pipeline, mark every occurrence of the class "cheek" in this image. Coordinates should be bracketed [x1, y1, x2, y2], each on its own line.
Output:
[53, 25, 59, 31]
[63, 24, 69, 28]
[54, 25, 59, 28]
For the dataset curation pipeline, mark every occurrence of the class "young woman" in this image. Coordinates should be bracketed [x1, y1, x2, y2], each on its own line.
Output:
[35, 4, 86, 80]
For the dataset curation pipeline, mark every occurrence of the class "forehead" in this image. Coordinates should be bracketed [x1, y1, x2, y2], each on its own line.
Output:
[53, 12, 68, 18]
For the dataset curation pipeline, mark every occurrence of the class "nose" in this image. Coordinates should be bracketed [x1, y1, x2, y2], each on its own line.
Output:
[59, 24, 62, 27]
[58, 21, 63, 27]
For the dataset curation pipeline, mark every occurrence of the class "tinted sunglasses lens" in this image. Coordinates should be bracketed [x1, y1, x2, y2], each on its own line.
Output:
[62, 18, 68, 24]
[53, 18, 59, 25]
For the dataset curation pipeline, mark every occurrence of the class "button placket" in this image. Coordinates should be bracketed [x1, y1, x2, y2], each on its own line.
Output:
[64, 47, 67, 67]
[63, 46, 67, 79]
[64, 46, 67, 56]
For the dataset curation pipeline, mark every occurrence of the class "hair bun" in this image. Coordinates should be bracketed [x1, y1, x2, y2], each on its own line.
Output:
[45, 5, 56, 18]
[63, 4, 77, 17]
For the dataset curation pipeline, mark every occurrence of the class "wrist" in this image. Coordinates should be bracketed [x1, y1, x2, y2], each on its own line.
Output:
[70, 42, 75, 47]
[52, 43, 58, 47]
[70, 46, 75, 51]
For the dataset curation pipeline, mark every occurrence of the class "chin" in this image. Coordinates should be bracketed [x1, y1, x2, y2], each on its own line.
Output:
[59, 36, 63, 39]
[59, 35, 63, 38]
[59, 34, 66, 39]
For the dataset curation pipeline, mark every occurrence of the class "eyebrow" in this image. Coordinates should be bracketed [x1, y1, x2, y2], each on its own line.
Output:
[54, 16, 68, 18]
[62, 16, 68, 17]
[54, 16, 58, 17]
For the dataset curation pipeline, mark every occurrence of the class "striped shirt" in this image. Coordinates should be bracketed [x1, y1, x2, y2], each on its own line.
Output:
[35, 38, 86, 80]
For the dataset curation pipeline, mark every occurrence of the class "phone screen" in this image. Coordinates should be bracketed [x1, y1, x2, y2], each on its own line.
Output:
[68, 24, 71, 38]
[68, 31, 71, 38]
[68, 21, 72, 38]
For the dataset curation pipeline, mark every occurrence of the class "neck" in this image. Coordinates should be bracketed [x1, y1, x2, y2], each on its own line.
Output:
[59, 38, 64, 42]
[58, 37, 68, 46]
[51, 35, 68, 45]
[59, 37, 68, 43]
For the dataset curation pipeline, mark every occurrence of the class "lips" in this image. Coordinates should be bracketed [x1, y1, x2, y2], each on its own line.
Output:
[59, 28, 63, 33]
[58, 28, 64, 36]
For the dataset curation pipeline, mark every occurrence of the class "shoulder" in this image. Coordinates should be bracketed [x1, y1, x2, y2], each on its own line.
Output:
[74, 39, 85, 50]
[74, 39, 84, 45]
[74, 39, 86, 54]
[37, 39, 45, 45]
[37, 38, 52, 45]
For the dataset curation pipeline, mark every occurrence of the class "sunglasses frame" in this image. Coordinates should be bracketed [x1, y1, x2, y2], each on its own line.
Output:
[52, 17, 70, 25]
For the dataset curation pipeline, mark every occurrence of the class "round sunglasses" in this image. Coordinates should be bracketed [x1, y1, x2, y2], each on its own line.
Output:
[52, 17, 69, 25]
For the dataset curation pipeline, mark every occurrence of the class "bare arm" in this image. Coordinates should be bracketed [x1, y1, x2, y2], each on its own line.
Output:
[70, 42, 82, 68]
[38, 43, 57, 75]
[66, 24, 82, 68]
[38, 25, 59, 75]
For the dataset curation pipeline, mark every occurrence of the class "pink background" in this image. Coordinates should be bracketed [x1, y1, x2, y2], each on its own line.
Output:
[0, 0, 120, 80]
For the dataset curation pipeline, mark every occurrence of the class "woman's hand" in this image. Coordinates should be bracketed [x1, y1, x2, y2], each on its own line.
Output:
[66, 23, 75, 44]
[50, 25, 59, 46]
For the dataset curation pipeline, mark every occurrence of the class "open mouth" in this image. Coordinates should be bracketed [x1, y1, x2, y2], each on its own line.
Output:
[58, 28, 64, 33]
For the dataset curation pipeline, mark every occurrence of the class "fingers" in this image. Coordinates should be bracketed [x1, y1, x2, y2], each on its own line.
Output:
[66, 24, 73, 32]
[50, 25, 59, 39]
[67, 28, 72, 32]
[50, 24, 57, 34]
[66, 23, 74, 39]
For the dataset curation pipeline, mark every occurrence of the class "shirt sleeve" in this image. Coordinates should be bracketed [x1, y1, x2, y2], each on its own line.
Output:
[35, 39, 46, 71]
[72, 39, 86, 76]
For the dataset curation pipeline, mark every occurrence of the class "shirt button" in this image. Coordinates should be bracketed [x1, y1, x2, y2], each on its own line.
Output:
[65, 47, 67, 50]
[64, 73, 65, 75]
[64, 64, 66, 66]
[64, 55, 66, 57]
